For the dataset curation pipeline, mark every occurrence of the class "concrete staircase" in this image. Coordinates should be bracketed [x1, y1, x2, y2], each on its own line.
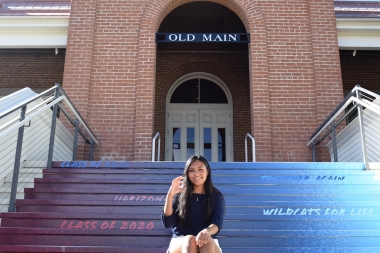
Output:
[0, 161, 379, 253]
[0, 165, 43, 213]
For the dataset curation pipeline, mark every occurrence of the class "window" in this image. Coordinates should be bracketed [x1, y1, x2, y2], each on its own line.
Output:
[170, 78, 228, 104]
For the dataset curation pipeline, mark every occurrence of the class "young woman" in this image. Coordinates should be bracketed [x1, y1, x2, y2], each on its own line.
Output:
[162, 155, 225, 253]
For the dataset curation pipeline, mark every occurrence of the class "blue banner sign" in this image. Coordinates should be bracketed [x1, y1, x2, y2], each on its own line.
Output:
[156, 33, 250, 43]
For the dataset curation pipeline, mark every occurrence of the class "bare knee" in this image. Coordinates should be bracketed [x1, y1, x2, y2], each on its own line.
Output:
[182, 235, 197, 251]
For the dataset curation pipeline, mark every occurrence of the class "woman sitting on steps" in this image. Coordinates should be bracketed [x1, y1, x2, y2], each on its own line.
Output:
[162, 154, 225, 253]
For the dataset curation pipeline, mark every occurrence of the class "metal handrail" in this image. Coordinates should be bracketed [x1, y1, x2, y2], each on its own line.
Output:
[309, 85, 380, 142]
[307, 96, 380, 147]
[152, 132, 160, 162]
[0, 85, 98, 145]
[245, 133, 256, 162]
[56, 83, 97, 143]
[0, 86, 56, 119]
[0, 96, 55, 132]
[307, 85, 380, 169]
[1, 84, 99, 212]
[0, 96, 64, 141]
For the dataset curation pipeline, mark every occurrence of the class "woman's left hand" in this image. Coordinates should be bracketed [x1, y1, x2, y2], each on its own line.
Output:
[196, 228, 211, 247]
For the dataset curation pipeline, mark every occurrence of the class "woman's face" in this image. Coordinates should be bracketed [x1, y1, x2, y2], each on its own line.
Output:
[187, 159, 208, 187]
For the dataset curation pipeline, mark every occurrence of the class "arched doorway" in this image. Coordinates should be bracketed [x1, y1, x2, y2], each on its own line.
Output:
[154, 1, 255, 162]
[165, 73, 233, 161]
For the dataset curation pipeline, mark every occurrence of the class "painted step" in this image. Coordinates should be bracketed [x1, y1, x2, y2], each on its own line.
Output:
[23, 187, 380, 195]
[2, 213, 380, 231]
[0, 229, 379, 247]
[41, 168, 379, 177]
[23, 190, 380, 202]
[0, 245, 167, 253]
[0, 246, 378, 253]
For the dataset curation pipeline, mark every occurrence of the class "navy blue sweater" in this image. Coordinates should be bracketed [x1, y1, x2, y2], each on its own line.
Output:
[161, 193, 225, 239]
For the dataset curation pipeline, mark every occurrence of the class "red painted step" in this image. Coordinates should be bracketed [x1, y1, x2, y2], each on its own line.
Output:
[0, 245, 167, 253]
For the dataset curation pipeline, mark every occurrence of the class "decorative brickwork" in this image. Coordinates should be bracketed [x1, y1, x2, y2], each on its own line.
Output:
[61, 0, 344, 162]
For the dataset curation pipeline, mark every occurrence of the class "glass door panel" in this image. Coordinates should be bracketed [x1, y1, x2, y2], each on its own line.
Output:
[218, 128, 226, 162]
[167, 109, 231, 161]
[187, 128, 195, 159]
[203, 128, 212, 161]
[172, 128, 181, 161]
[168, 110, 199, 161]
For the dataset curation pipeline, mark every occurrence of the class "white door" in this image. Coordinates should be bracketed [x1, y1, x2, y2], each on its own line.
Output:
[167, 108, 232, 162]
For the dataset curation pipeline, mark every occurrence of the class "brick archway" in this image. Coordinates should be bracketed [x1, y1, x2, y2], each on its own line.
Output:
[134, 0, 272, 161]
[155, 61, 250, 161]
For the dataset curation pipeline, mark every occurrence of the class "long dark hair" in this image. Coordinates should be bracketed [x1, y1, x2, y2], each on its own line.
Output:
[176, 154, 222, 226]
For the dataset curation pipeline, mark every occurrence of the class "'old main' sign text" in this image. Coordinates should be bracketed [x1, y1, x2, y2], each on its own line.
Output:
[156, 33, 250, 43]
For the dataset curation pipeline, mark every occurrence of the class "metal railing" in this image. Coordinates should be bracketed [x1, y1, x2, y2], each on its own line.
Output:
[307, 85, 380, 170]
[0, 83, 98, 212]
[151, 132, 160, 161]
[245, 133, 256, 162]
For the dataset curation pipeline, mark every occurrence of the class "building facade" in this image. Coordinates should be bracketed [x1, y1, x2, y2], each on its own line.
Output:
[1, 0, 379, 162]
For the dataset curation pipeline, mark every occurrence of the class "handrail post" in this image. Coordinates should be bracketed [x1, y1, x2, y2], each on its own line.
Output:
[245, 136, 248, 162]
[8, 105, 27, 212]
[312, 141, 316, 162]
[72, 118, 79, 160]
[90, 138, 94, 161]
[245, 133, 256, 162]
[356, 89, 369, 169]
[152, 132, 160, 161]
[331, 121, 338, 162]
[47, 87, 59, 169]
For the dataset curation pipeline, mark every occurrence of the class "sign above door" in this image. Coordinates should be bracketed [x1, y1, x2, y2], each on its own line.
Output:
[156, 33, 250, 43]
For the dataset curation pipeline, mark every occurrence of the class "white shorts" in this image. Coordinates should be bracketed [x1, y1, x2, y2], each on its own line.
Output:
[167, 237, 222, 253]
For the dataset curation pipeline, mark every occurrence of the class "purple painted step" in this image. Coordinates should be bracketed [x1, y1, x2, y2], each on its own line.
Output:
[16, 203, 162, 214]
[0, 212, 158, 219]
[1, 217, 163, 230]
[23, 188, 380, 202]
[0, 229, 171, 246]
[33, 178, 170, 189]
[0, 245, 167, 253]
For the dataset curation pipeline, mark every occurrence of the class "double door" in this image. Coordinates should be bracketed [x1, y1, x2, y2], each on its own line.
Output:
[166, 108, 232, 162]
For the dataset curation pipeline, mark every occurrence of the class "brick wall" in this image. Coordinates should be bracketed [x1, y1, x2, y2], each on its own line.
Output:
[62, 0, 344, 162]
[0, 49, 65, 90]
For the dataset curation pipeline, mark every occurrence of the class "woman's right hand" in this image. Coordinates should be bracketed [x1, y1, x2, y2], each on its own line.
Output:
[169, 176, 186, 196]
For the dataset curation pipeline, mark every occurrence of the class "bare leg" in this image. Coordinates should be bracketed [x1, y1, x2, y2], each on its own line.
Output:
[199, 239, 222, 253]
[169, 235, 198, 253]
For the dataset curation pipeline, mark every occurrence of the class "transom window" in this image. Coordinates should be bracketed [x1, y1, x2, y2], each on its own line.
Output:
[170, 78, 228, 104]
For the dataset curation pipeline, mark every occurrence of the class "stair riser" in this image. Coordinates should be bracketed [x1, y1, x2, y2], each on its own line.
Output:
[2, 219, 379, 230]
[32, 182, 380, 190]
[1, 235, 379, 247]
[0, 235, 170, 247]
[23, 192, 380, 202]
[0, 245, 167, 253]
[16, 205, 161, 214]
[1, 219, 162, 230]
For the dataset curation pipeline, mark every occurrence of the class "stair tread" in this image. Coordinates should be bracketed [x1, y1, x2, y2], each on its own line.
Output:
[15, 199, 165, 206]
[0, 245, 167, 253]
[0, 227, 170, 235]
[23, 187, 380, 194]
[15, 198, 380, 205]
[42, 168, 378, 175]
[0, 212, 161, 219]
[1, 227, 380, 236]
